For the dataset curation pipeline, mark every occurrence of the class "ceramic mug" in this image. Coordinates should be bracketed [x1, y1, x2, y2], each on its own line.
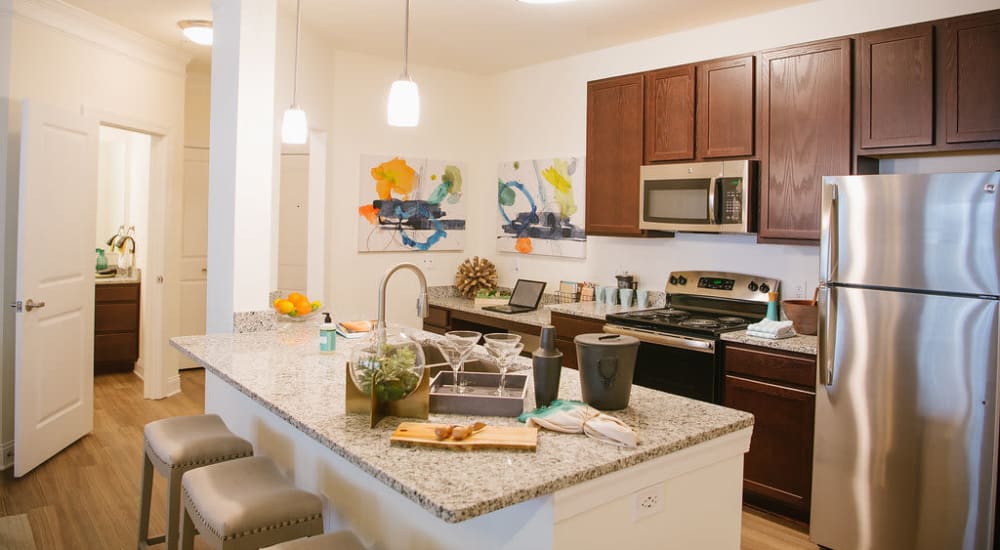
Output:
[604, 286, 617, 306]
[619, 288, 634, 307]
[636, 289, 649, 308]
[594, 286, 605, 303]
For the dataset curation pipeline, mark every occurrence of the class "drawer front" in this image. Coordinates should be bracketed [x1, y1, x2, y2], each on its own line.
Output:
[555, 338, 579, 370]
[94, 332, 139, 363]
[95, 303, 139, 332]
[96, 283, 140, 303]
[550, 312, 605, 340]
[724, 343, 815, 388]
[425, 305, 450, 329]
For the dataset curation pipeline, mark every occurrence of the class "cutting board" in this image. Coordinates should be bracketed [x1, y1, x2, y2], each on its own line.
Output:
[390, 422, 538, 451]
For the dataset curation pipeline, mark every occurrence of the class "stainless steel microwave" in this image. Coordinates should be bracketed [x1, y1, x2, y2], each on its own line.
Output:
[639, 160, 756, 234]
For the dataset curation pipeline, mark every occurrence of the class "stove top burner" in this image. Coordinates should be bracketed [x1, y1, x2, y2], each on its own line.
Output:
[681, 318, 720, 329]
[718, 316, 747, 325]
[607, 307, 755, 336]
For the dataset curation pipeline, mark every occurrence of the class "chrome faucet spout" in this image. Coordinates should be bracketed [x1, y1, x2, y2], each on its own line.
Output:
[376, 262, 429, 344]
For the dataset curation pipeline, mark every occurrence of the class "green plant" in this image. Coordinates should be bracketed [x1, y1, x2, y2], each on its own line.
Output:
[352, 343, 420, 401]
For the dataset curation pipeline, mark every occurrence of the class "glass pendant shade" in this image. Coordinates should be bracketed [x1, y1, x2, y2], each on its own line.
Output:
[281, 107, 308, 144]
[387, 78, 420, 127]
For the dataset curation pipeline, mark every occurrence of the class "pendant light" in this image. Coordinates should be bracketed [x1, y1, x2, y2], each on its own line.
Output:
[387, 0, 420, 127]
[281, 0, 308, 144]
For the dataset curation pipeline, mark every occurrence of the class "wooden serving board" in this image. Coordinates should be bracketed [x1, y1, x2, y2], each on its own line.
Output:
[390, 422, 538, 451]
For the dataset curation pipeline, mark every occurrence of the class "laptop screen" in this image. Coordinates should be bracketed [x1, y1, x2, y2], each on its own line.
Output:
[509, 279, 546, 308]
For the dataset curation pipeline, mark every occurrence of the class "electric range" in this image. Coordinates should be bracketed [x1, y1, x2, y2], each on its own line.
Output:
[604, 270, 779, 404]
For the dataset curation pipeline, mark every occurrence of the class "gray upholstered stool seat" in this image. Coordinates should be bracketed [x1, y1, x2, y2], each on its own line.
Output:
[262, 531, 365, 550]
[138, 414, 253, 550]
[180, 456, 323, 550]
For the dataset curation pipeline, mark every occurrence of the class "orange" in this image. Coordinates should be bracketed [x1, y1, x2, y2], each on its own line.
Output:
[287, 292, 306, 303]
[295, 301, 312, 316]
[273, 298, 282, 308]
[275, 299, 294, 314]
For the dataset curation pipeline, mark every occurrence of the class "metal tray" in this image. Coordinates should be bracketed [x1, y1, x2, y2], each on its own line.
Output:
[429, 370, 527, 417]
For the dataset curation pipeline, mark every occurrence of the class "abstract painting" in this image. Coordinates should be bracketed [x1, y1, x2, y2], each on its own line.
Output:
[358, 155, 467, 252]
[496, 157, 586, 258]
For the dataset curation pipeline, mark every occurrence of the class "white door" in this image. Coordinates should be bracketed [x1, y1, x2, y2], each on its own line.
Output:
[277, 153, 309, 293]
[14, 101, 98, 476]
[178, 147, 208, 368]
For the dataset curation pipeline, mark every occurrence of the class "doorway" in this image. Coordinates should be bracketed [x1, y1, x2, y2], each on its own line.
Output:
[95, 126, 150, 379]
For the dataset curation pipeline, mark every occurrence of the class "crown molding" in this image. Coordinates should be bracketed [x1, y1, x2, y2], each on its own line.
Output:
[11, 0, 190, 77]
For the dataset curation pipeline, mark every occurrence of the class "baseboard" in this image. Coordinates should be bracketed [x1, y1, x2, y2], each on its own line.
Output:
[132, 358, 144, 379]
[0, 439, 13, 471]
[164, 374, 181, 398]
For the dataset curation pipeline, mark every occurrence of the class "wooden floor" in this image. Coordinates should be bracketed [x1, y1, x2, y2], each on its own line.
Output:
[0, 369, 817, 550]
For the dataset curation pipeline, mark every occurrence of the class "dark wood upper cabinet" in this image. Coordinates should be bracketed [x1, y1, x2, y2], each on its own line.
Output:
[697, 55, 755, 158]
[941, 11, 1000, 144]
[858, 24, 935, 149]
[758, 39, 852, 242]
[586, 74, 645, 236]
[644, 65, 696, 162]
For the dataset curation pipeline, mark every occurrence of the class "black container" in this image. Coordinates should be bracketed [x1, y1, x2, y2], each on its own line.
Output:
[574, 333, 639, 410]
[532, 325, 563, 407]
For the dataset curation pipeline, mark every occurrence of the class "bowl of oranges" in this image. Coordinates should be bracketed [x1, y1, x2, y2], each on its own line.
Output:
[273, 292, 321, 322]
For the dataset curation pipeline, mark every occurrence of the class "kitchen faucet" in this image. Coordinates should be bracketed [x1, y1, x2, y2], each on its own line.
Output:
[375, 262, 429, 345]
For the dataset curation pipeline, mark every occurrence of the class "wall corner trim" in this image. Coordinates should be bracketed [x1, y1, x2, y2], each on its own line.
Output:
[12, 0, 191, 76]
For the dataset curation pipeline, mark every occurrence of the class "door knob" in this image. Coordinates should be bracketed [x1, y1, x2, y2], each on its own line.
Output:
[24, 299, 45, 312]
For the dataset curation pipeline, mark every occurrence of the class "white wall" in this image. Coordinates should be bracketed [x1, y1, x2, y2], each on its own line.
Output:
[326, 51, 495, 328]
[1, 0, 188, 463]
[477, 0, 1000, 300]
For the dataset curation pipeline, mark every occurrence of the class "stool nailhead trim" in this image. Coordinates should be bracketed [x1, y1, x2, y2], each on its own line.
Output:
[146, 443, 252, 470]
[183, 489, 322, 542]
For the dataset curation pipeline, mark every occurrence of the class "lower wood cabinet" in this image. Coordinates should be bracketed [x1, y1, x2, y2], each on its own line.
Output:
[95, 282, 140, 374]
[550, 312, 606, 370]
[723, 342, 816, 523]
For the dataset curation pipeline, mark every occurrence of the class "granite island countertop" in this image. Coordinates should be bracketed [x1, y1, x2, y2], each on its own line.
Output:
[170, 323, 753, 524]
[95, 268, 141, 285]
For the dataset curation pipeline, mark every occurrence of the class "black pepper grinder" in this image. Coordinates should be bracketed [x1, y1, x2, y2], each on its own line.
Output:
[532, 325, 563, 408]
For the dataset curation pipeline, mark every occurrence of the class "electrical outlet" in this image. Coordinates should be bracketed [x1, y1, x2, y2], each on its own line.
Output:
[421, 257, 434, 270]
[632, 484, 664, 521]
[792, 281, 805, 299]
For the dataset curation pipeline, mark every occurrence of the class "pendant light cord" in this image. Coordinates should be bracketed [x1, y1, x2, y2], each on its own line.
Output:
[402, 0, 410, 79]
[292, 0, 301, 105]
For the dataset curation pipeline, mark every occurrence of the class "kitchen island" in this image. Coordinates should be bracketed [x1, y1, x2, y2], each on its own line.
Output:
[171, 323, 753, 550]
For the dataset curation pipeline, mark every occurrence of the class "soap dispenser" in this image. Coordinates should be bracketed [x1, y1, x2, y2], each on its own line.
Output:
[319, 312, 336, 354]
[532, 325, 563, 407]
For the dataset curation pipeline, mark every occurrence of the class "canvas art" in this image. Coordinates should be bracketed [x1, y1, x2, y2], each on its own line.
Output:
[496, 157, 586, 258]
[357, 155, 467, 252]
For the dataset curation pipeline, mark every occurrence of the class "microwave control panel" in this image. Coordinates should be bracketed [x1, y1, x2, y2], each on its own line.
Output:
[719, 178, 743, 223]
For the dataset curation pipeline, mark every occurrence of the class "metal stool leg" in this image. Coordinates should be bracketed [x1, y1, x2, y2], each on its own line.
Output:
[166, 469, 184, 550]
[180, 503, 196, 550]
[136, 450, 154, 549]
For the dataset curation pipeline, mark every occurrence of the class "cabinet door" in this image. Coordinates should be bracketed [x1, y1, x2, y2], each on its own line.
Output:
[696, 56, 754, 158]
[644, 65, 695, 162]
[941, 11, 1000, 143]
[858, 24, 934, 148]
[725, 374, 815, 523]
[586, 75, 644, 236]
[758, 39, 851, 241]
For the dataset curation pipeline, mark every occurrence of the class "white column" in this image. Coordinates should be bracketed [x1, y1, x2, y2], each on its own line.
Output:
[0, 0, 14, 464]
[206, 0, 278, 334]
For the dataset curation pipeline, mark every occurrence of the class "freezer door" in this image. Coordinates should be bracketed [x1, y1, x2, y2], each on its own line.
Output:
[812, 286, 999, 550]
[821, 172, 1000, 295]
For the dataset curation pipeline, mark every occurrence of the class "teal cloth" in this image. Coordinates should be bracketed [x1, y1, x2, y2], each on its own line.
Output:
[517, 399, 588, 424]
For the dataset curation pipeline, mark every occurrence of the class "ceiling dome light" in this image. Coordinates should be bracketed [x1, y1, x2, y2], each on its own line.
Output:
[178, 20, 213, 46]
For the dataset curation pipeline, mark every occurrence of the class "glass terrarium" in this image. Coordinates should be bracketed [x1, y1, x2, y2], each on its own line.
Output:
[346, 328, 429, 426]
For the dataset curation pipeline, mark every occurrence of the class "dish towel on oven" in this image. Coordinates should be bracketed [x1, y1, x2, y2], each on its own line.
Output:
[518, 400, 640, 448]
[746, 319, 796, 339]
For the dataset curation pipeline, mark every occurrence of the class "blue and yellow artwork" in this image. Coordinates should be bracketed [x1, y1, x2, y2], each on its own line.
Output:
[358, 155, 467, 252]
[496, 157, 586, 258]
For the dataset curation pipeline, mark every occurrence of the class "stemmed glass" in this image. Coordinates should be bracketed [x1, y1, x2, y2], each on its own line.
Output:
[445, 330, 481, 393]
[433, 339, 465, 394]
[483, 333, 524, 397]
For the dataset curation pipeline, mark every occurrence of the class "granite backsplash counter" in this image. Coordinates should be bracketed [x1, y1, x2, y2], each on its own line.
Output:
[720, 330, 818, 356]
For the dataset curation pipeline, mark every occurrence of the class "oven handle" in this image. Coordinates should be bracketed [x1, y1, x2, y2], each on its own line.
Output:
[603, 324, 715, 354]
[707, 179, 718, 225]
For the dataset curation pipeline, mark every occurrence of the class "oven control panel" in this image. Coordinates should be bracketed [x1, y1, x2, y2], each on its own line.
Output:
[666, 271, 779, 302]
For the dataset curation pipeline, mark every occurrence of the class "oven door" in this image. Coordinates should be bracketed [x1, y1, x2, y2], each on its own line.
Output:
[640, 176, 716, 230]
[603, 325, 722, 404]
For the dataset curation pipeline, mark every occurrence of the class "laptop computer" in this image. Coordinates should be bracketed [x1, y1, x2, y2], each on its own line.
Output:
[482, 279, 547, 314]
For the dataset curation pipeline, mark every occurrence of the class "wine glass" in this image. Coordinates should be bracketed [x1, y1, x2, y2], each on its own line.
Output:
[445, 330, 481, 393]
[433, 339, 465, 394]
[483, 333, 523, 397]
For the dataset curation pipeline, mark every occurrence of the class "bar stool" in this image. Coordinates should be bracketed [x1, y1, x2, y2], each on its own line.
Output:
[138, 414, 254, 550]
[262, 531, 365, 550]
[180, 456, 324, 550]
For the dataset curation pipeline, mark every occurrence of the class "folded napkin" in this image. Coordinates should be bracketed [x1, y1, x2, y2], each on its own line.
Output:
[746, 319, 796, 339]
[518, 400, 640, 448]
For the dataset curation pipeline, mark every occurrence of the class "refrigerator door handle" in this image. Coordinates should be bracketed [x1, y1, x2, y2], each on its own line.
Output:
[818, 285, 835, 386]
[820, 181, 838, 284]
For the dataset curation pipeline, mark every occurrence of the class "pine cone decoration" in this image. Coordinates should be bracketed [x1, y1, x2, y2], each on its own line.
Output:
[455, 256, 498, 298]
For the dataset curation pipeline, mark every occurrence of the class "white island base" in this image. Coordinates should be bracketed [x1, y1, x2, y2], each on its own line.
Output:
[207, 372, 751, 550]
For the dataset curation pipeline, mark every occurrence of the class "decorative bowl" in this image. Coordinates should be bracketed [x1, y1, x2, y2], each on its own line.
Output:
[781, 300, 817, 335]
[349, 334, 426, 402]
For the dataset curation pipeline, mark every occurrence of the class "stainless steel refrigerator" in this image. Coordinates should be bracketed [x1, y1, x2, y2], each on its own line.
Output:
[813, 171, 1000, 550]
